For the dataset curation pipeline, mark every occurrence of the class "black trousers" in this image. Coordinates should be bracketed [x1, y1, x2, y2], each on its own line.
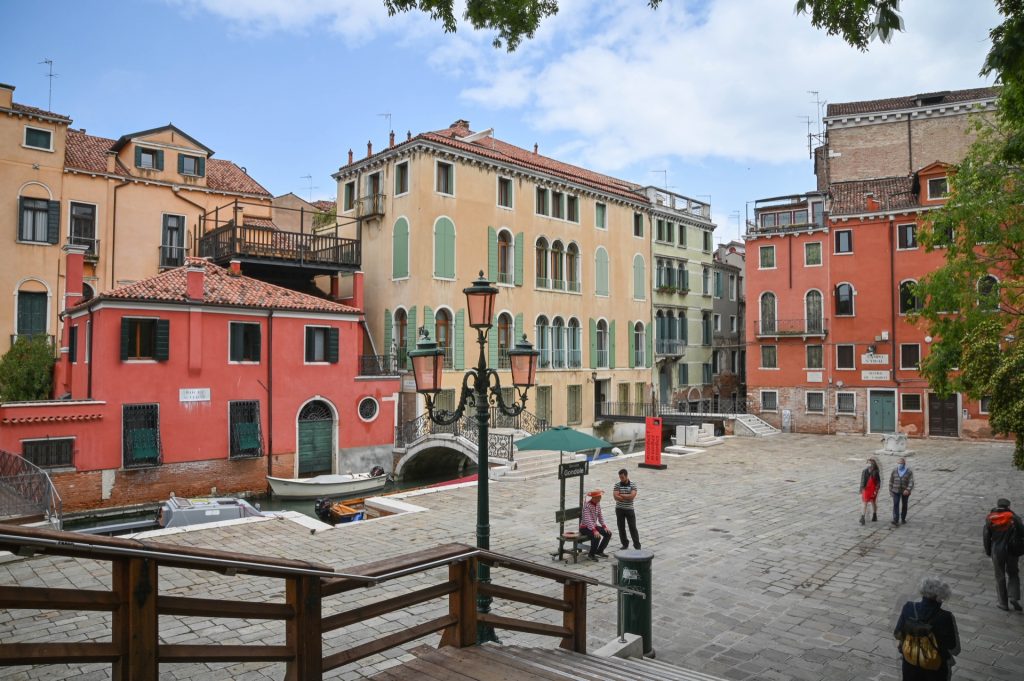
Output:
[992, 550, 1021, 606]
[892, 492, 909, 522]
[582, 526, 611, 556]
[616, 508, 641, 549]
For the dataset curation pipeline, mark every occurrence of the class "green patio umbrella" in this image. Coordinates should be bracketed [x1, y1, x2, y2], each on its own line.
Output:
[514, 426, 612, 462]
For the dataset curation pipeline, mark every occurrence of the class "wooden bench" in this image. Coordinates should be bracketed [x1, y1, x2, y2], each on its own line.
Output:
[551, 506, 587, 564]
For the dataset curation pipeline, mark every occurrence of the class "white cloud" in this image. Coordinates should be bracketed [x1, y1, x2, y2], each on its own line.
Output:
[168, 0, 403, 41]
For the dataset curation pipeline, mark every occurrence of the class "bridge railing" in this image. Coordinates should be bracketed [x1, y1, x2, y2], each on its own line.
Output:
[395, 413, 516, 461]
[0, 450, 62, 529]
[595, 399, 750, 420]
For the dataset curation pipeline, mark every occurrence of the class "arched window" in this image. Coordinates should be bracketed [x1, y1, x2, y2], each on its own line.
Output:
[536, 315, 550, 368]
[497, 312, 513, 368]
[392, 217, 409, 279]
[81, 282, 95, 303]
[633, 254, 646, 300]
[16, 280, 49, 341]
[805, 290, 823, 333]
[567, 318, 582, 367]
[834, 283, 854, 316]
[433, 217, 456, 279]
[566, 243, 580, 292]
[497, 230, 513, 284]
[595, 247, 609, 296]
[596, 319, 609, 368]
[899, 280, 922, 314]
[552, 317, 566, 368]
[759, 292, 777, 334]
[978, 275, 999, 310]
[394, 308, 408, 364]
[633, 322, 646, 366]
[435, 308, 452, 367]
[550, 240, 565, 289]
[535, 238, 549, 288]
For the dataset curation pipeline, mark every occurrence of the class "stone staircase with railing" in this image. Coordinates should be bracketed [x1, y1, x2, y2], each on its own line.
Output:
[734, 413, 781, 437]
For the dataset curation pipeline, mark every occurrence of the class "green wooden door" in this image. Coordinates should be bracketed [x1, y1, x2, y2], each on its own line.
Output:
[298, 401, 334, 476]
[16, 292, 47, 337]
[869, 391, 896, 434]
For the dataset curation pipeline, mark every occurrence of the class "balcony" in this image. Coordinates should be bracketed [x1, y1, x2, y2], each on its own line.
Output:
[496, 271, 514, 285]
[69, 235, 100, 261]
[359, 354, 400, 376]
[159, 244, 187, 269]
[756, 318, 827, 338]
[198, 223, 360, 273]
[656, 339, 686, 355]
[356, 193, 385, 219]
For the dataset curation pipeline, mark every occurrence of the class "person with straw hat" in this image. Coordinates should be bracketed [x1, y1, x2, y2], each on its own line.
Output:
[580, 489, 612, 561]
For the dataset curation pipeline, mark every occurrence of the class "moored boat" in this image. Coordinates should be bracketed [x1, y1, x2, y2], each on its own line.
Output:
[266, 467, 388, 500]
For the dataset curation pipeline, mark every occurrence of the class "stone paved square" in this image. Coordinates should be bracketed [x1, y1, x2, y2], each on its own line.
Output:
[1, 434, 1023, 680]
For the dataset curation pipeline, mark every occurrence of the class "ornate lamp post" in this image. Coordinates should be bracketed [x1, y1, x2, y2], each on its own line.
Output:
[408, 272, 539, 642]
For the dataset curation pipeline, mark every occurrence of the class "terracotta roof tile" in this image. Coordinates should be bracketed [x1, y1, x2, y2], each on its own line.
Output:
[829, 176, 918, 216]
[7, 102, 72, 122]
[312, 200, 336, 212]
[242, 217, 277, 228]
[827, 87, 999, 117]
[84, 258, 360, 314]
[63, 129, 271, 197]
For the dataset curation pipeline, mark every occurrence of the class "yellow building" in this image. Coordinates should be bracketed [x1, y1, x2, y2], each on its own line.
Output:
[332, 120, 680, 437]
[1, 81, 273, 354]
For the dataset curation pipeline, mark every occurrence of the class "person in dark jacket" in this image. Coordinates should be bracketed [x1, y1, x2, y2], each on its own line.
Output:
[894, 577, 961, 680]
[890, 457, 915, 526]
[859, 457, 882, 525]
[983, 497, 1024, 611]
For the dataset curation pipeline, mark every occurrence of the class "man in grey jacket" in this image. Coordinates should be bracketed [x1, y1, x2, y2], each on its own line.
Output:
[890, 457, 914, 526]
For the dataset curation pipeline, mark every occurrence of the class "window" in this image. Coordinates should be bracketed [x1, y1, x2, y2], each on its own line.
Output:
[759, 245, 776, 269]
[703, 231, 712, 252]
[836, 392, 856, 414]
[702, 312, 712, 345]
[596, 319, 609, 368]
[804, 242, 822, 266]
[161, 214, 185, 268]
[24, 126, 53, 150]
[978, 275, 999, 309]
[536, 238, 549, 287]
[595, 202, 607, 229]
[730, 315, 737, 333]
[343, 181, 356, 211]
[902, 394, 922, 412]
[178, 154, 204, 177]
[899, 280, 922, 314]
[806, 344, 823, 369]
[702, 362, 712, 384]
[595, 248, 609, 296]
[552, 317, 566, 367]
[761, 391, 778, 411]
[633, 212, 644, 237]
[567, 385, 582, 425]
[728, 274, 737, 300]
[358, 397, 380, 422]
[927, 177, 949, 200]
[567, 318, 582, 367]
[811, 200, 825, 227]
[632, 254, 645, 300]
[835, 283, 855, 316]
[679, 363, 689, 385]
[551, 191, 565, 219]
[121, 318, 169, 361]
[497, 231, 513, 284]
[536, 316, 550, 368]
[836, 344, 855, 370]
[794, 210, 808, 225]
[136, 147, 162, 170]
[702, 267, 710, 295]
[759, 292, 777, 335]
[898, 223, 917, 249]
[551, 241, 565, 289]
[535, 385, 552, 424]
[633, 322, 645, 367]
[713, 314, 722, 332]
[805, 290, 823, 333]
[678, 224, 687, 247]
[835, 229, 853, 254]
[435, 161, 454, 195]
[433, 217, 456, 278]
[761, 213, 776, 228]
[435, 309, 453, 368]
[123, 403, 161, 468]
[229, 322, 261, 362]
[566, 195, 579, 222]
[900, 343, 920, 370]
[395, 161, 409, 195]
[395, 308, 409, 367]
[566, 243, 580, 292]
[392, 217, 409, 279]
[760, 345, 777, 369]
[713, 271, 723, 298]
[536, 187, 549, 216]
[70, 202, 97, 256]
[229, 400, 263, 458]
[305, 326, 339, 363]
[497, 177, 513, 208]
[19, 197, 54, 243]
[980, 396, 991, 414]
[16, 290, 47, 338]
[806, 392, 824, 413]
[22, 438, 74, 468]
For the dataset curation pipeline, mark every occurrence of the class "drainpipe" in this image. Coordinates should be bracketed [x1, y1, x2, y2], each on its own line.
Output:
[889, 213, 898, 419]
[172, 187, 209, 258]
[87, 308, 94, 399]
[266, 310, 274, 482]
[110, 180, 130, 289]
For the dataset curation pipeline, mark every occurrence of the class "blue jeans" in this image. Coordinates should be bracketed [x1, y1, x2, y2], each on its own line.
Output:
[892, 492, 909, 522]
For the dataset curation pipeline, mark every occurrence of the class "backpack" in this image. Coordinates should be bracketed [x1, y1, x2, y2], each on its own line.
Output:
[988, 510, 1024, 557]
[900, 604, 942, 671]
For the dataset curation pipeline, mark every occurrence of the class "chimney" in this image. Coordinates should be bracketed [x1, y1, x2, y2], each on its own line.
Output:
[0, 83, 13, 110]
[533, 143, 538, 155]
[347, 149, 353, 164]
[407, 131, 412, 141]
[63, 244, 88, 311]
[367, 140, 373, 157]
[451, 119, 470, 130]
[389, 130, 395, 148]
[186, 263, 205, 302]
[865, 193, 880, 212]
[229, 259, 242, 275]
[105, 151, 116, 173]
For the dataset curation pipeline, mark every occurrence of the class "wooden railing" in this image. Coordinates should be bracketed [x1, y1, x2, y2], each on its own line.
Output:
[198, 223, 360, 269]
[0, 526, 596, 679]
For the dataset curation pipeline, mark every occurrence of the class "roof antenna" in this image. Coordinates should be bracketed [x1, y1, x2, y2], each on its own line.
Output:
[39, 58, 57, 111]
[377, 113, 392, 139]
[300, 175, 317, 203]
[650, 170, 672, 190]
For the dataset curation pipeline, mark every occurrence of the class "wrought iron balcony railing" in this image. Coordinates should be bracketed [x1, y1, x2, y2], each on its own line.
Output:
[359, 354, 400, 376]
[756, 318, 827, 337]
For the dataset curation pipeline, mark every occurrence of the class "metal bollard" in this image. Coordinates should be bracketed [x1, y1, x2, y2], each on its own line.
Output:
[614, 548, 655, 657]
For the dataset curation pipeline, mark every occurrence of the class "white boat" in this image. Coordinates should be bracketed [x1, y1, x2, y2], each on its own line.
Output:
[266, 471, 388, 500]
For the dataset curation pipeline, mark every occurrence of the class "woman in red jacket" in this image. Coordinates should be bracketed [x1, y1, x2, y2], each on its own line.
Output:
[859, 457, 881, 525]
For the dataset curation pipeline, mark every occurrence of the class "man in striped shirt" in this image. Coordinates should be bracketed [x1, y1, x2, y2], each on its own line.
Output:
[580, 490, 611, 561]
[613, 469, 641, 550]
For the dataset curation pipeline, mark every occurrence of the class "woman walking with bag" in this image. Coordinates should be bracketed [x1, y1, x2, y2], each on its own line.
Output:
[894, 577, 960, 680]
[860, 457, 882, 525]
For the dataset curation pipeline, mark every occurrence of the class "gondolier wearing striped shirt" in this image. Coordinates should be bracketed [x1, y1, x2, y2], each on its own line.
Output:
[580, 490, 612, 561]
[613, 469, 641, 550]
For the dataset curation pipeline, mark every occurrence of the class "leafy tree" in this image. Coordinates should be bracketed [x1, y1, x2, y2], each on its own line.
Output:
[0, 336, 55, 402]
[793, 0, 903, 50]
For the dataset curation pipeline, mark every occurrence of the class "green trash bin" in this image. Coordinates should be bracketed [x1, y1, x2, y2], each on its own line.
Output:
[614, 548, 654, 657]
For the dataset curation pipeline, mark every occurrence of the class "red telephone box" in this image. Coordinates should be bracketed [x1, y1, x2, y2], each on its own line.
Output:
[639, 417, 667, 470]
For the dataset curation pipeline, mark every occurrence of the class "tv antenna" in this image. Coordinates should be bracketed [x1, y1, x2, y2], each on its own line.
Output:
[806, 90, 827, 159]
[377, 112, 392, 137]
[300, 175, 318, 203]
[649, 170, 673, 190]
[39, 58, 57, 111]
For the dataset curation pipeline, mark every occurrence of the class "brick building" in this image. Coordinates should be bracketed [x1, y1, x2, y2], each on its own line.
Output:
[746, 87, 999, 437]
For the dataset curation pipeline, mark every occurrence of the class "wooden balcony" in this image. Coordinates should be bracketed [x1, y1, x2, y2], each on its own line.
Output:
[356, 193, 385, 219]
[197, 223, 360, 273]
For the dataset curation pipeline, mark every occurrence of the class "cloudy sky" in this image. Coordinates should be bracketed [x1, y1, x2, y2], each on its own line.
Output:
[1, 0, 999, 240]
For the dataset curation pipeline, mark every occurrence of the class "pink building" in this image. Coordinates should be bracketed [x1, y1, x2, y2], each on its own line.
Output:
[0, 250, 398, 511]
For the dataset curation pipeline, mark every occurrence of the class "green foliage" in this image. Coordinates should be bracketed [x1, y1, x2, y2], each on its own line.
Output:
[0, 336, 55, 402]
[312, 205, 337, 230]
[793, 0, 903, 50]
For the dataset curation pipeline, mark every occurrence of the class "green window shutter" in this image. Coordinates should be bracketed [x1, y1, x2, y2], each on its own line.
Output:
[155, 319, 170, 361]
[423, 306, 434, 339]
[327, 327, 339, 363]
[69, 326, 78, 363]
[515, 313, 524, 345]
[134, 146, 143, 168]
[120, 318, 131, 360]
[627, 321, 635, 368]
[609, 320, 616, 369]
[177, 153, 185, 174]
[254, 325, 262, 360]
[305, 328, 315, 361]
[446, 221, 456, 278]
[46, 201, 60, 244]
[589, 318, 597, 369]
[406, 306, 417, 369]
[488, 226, 498, 281]
[432, 218, 456, 278]
[230, 324, 243, 361]
[454, 309, 465, 370]
[633, 256, 645, 300]
[646, 324, 653, 368]
[155, 150, 165, 171]
[17, 197, 25, 238]
[197, 157, 206, 177]
[489, 314, 498, 368]
[392, 218, 409, 279]
[514, 232, 524, 286]
[596, 250, 609, 296]
[384, 309, 393, 354]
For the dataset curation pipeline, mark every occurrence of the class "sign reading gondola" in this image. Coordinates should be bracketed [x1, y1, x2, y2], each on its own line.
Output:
[558, 460, 589, 479]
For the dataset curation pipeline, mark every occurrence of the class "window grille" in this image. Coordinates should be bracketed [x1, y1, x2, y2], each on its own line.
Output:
[22, 438, 74, 468]
[229, 400, 263, 458]
[123, 404, 161, 468]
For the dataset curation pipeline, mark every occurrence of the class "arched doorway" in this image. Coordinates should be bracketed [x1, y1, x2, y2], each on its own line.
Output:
[297, 399, 335, 476]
